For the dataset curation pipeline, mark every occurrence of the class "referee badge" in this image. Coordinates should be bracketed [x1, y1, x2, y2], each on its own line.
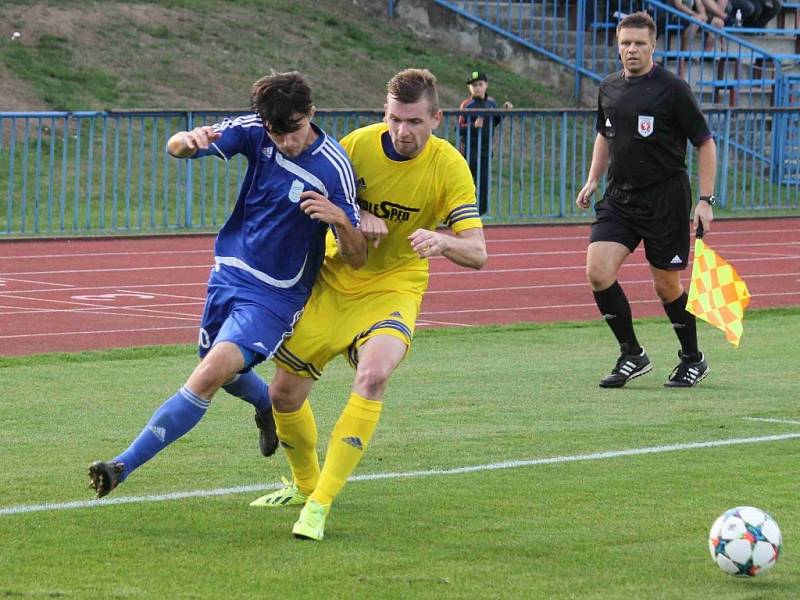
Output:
[637, 115, 655, 138]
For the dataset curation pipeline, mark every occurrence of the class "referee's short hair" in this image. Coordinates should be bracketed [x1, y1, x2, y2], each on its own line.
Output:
[617, 11, 657, 39]
[251, 71, 314, 134]
[387, 68, 440, 115]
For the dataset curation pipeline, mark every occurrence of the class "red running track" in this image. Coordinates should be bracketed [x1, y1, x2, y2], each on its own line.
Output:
[1, 218, 798, 357]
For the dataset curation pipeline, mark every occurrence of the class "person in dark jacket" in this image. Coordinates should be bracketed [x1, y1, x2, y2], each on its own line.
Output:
[458, 71, 513, 215]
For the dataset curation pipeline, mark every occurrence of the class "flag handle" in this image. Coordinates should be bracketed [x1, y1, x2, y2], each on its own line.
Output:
[696, 222, 704, 239]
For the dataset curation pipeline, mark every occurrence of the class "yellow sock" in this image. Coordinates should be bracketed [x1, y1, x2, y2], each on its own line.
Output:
[273, 399, 319, 495]
[310, 392, 382, 506]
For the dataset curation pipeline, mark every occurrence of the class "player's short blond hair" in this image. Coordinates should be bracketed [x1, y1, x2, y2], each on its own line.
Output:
[387, 68, 440, 114]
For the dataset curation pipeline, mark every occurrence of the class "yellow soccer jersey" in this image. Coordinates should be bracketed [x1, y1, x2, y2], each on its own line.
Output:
[323, 122, 482, 297]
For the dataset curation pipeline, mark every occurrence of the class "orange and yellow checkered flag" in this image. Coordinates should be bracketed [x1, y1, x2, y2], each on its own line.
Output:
[687, 232, 751, 347]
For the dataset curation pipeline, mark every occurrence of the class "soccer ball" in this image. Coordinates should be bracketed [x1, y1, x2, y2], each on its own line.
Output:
[708, 506, 782, 576]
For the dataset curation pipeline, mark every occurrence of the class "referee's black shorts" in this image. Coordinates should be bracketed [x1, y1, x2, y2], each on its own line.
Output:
[590, 172, 692, 271]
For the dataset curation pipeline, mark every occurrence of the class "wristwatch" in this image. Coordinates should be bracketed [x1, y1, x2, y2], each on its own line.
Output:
[699, 195, 716, 206]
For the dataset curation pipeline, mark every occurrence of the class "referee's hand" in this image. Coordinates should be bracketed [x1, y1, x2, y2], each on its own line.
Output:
[576, 180, 598, 209]
[693, 200, 713, 234]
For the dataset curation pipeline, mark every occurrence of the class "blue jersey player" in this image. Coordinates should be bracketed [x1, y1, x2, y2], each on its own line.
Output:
[88, 72, 366, 498]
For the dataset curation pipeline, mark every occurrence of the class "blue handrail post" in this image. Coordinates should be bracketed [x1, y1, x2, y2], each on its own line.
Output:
[184, 111, 194, 228]
[387, 0, 395, 18]
[719, 109, 731, 208]
[575, 0, 586, 100]
[559, 111, 568, 216]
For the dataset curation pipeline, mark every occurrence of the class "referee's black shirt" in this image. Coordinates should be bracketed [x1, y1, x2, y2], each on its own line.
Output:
[596, 64, 712, 191]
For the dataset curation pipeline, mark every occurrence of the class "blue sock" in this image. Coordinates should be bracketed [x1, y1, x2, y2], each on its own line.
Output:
[114, 386, 210, 481]
[222, 370, 271, 413]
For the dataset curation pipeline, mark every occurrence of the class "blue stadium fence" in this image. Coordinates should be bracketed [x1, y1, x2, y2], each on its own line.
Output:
[1, 109, 798, 236]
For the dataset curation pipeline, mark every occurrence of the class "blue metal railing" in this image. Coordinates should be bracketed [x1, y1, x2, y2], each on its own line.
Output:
[1, 109, 797, 236]
[431, 0, 794, 109]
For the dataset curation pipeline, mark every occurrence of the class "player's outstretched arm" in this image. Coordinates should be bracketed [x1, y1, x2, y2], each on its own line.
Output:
[576, 133, 609, 209]
[409, 227, 487, 270]
[166, 126, 222, 159]
[299, 191, 367, 269]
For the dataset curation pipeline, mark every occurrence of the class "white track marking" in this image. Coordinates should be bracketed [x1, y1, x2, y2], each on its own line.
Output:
[1, 432, 798, 517]
[0, 249, 212, 261]
[416, 319, 475, 327]
[0, 282, 204, 296]
[0, 277, 74, 287]
[420, 290, 800, 316]
[478, 228, 798, 244]
[433, 255, 800, 277]
[425, 272, 800, 296]
[0, 229, 795, 261]
[744, 417, 800, 426]
[0, 264, 211, 277]
[0, 325, 197, 340]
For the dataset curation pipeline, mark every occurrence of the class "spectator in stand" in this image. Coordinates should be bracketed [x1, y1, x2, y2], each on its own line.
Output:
[655, 0, 724, 78]
[747, 0, 782, 27]
[727, 0, 757, 24]
[701, 0, 737, 25]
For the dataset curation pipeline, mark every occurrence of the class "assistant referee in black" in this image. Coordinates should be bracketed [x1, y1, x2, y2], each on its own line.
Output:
[576, 11, 716, 389]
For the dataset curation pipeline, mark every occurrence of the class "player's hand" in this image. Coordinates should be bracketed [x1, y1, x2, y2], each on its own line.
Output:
[182, 126, 221, 152]
[299, 191, 345, 224]
[576, 180, 598, 209]
[693, 200, 714, 234]
[474, 116, 484, 129]
[359, 210, 388, 248]
[409, 229, 446, 259]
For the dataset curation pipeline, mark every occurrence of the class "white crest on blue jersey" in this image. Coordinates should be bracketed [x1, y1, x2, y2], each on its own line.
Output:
[275, 153, 328, 196]
[288, 180, 304, 203]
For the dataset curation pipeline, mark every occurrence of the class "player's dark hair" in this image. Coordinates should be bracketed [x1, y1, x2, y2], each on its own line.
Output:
[251, 71, 314, 134]
[616, 11, 657, 39]
[387, 68, 440, 114]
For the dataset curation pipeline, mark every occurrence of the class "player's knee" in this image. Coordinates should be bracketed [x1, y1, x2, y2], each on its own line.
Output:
[354, 364, 392, 398]
[186, 361, 231, 400]
[268, 377, 305, 412]
[586, 266, 613, 291]
[653, 280, 682, 303]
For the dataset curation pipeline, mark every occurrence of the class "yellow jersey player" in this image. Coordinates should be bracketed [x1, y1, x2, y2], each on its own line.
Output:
[250, 68, 487, 541]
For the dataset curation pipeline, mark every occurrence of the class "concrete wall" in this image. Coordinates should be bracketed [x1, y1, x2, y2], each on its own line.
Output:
[391, 0, 598, 106]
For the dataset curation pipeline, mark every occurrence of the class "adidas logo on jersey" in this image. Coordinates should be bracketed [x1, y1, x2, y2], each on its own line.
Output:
[342, 436, 364, 450]
[605, 118, 612, 128]
[261, 146, 274, 159]
[149, 426, 166, 442]
[357, 177, 367, 190]
[670, 255, 683, 264]
[390, 311, 403, 318]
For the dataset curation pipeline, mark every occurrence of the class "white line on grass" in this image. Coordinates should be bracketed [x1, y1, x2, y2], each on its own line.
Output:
[2, 432, 799, 517]
[744, 417, 800, 426]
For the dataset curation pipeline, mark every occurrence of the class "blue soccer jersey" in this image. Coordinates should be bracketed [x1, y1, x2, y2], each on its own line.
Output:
[191, 114, 359, 362]
[194, 114, 360, 302]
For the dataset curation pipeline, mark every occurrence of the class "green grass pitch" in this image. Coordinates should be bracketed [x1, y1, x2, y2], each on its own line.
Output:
[1, 309, 798, 598]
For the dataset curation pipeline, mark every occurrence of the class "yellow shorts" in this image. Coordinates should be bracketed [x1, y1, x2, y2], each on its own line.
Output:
[273, 281, 421, 379]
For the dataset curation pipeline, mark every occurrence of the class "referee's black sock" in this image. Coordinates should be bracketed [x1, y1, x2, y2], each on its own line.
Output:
[662, 292, 700, 359]
[593, 281, 642, 355]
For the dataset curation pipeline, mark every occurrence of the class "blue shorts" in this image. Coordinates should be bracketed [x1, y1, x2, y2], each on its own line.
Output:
[198, 268, 306, 370]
